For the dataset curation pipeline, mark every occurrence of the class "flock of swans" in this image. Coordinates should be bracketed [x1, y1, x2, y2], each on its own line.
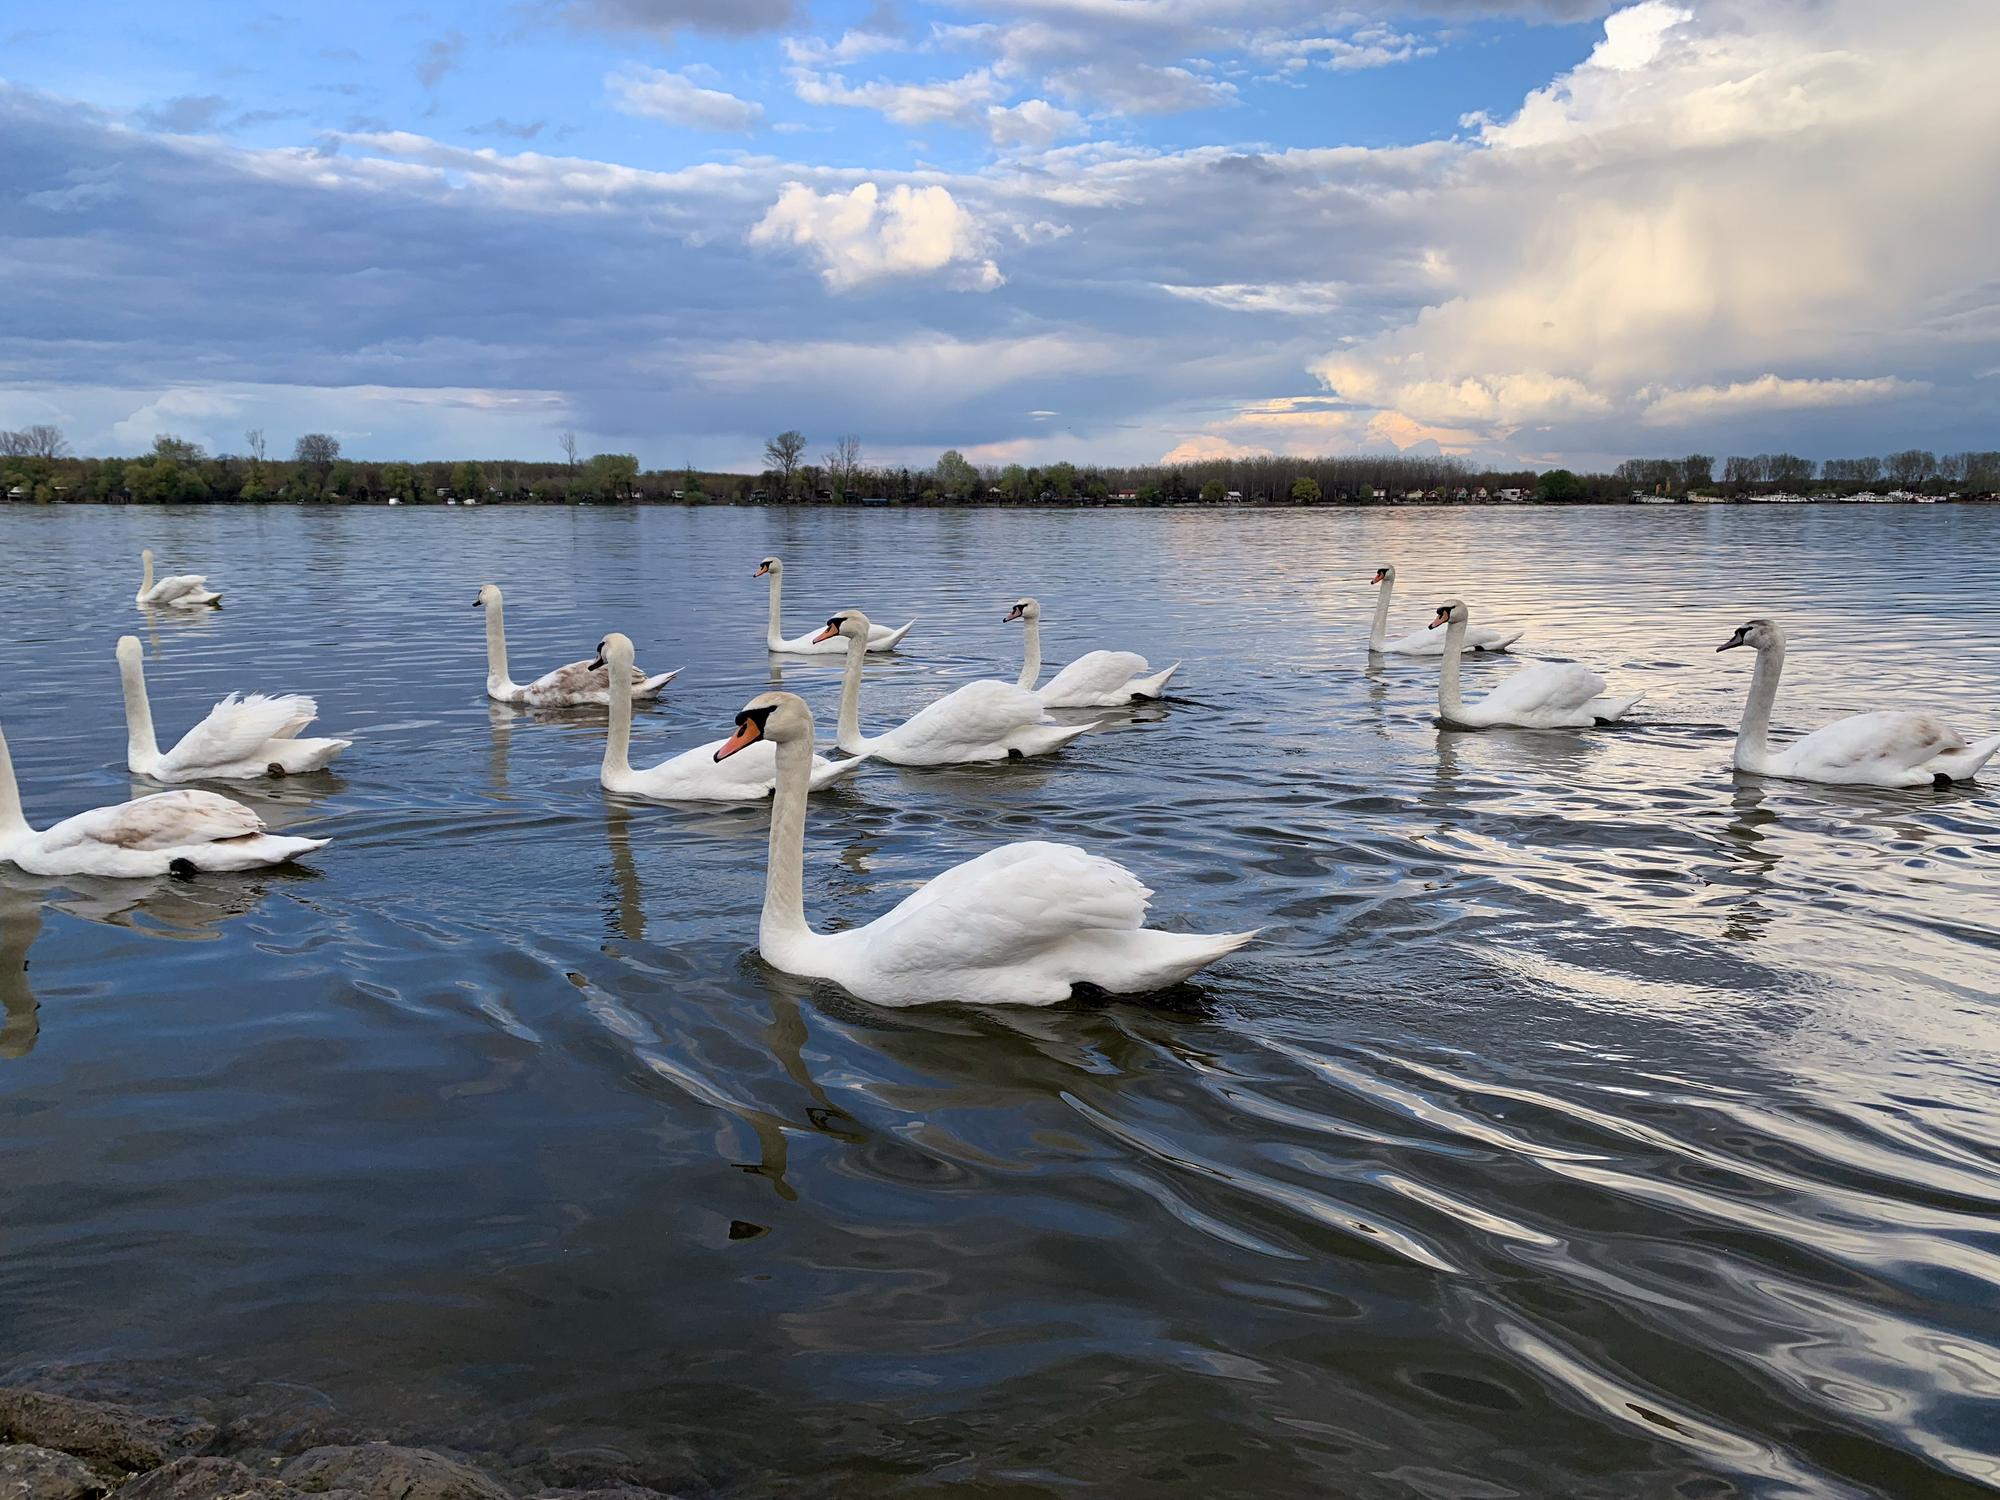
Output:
[0, 545, 1994, 1008]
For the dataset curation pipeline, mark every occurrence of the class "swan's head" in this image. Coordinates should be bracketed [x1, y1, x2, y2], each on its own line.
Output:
[473, 582, 502, 610]
[1429, 599, 1467, 629]
[1371, 565, 1395, 585]
[141, 548, 154, 564]
[755, 556, 781, 578]
[1717, 618, 1782, 653]
[1004, 597, 1040, 624]
[813, 608, 873, 644]
[716, 691, 812, 761]
[115, 634, 144, 667]
[590, 631, 635, 670]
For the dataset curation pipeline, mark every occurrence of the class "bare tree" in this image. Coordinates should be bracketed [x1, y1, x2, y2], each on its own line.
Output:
[560, 430, 579, 470]
[0, 430, 24, 458]
[763, 430, 805, 497]
[294, 433, 340, 476]
[1, 424, 70, 460]
[823, 434, 862, 498]
[245, 429, 266, 464]
[1884, 448, 1935, 487]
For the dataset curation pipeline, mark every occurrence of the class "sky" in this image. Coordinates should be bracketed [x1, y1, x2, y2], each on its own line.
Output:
[2, 0, 1995, 473]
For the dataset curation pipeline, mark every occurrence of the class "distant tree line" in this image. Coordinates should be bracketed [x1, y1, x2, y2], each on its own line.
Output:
[4, 424, 1996, 507]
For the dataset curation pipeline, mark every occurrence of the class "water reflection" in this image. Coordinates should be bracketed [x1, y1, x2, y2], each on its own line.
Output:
[0, 879, 41, 1059]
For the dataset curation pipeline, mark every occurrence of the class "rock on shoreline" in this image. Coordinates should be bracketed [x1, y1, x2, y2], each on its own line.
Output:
[0, 1391, 676, 1500]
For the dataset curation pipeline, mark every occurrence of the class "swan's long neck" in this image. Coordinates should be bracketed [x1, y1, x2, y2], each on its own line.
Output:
[835, 634, 868, 754]
[1017, 615, 1041, 690]
[120, 651, 162, 767]
[483, 597, 514, 694]
[603, 658, 634, 784]
[1369, 576, 1394, 649]
[762, 733, 815, 959]
[139, 550, 155, 597]
[765, 570, 784, 649]
[1437, 618, 1468, 720]
[0, 726, 33, 846]
[1737, 640, 1784, 770]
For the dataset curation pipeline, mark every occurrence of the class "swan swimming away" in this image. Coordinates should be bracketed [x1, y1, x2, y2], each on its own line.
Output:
[1429, 600, 1642, 729]
[118, 636, 350, 780]
[0, 721, 326, 878]
[714, 691, 1255, 1006]
[135, 549, 221, 609]
[594, 632, 866, 801]
[824, 608, 1093, 765]
[1717, 618, 2000, 787]
[476, 583, 678, 706]
[758, 556, 914, 654]
[1006, 597, 1178, 708]
[1369, 565, 1520, 654]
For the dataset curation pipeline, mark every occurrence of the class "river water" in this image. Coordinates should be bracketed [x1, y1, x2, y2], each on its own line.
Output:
[2, 503, 1998, 1498]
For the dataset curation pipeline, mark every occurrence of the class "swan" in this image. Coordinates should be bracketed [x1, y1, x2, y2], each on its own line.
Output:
[1430, 600, 1642, 729]
[716, 691, 1255, 1006]
[594, 632, 866, 801]
[0, 721, 326, 878]
[118, 636, 350, 780]
[1369, 565, 1520, 654]
[758, 557, 914, 654]
[1006, 598, 1178, 707]
[1717, 618, 2000, 787]
[136, 549, 221, 609]
[824, 609, 1093, 764]
[475, 583, 678, 706]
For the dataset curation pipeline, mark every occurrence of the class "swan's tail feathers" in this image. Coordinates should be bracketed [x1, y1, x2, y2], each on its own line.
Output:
[1130, 661, 1180, 700]
[1591, 691, 1645, 724]
[1087, 927, 1259, 994]
[1936, 732, 2000, 782]
[1014, 721, 1097, 758]
[869, 619, 918, 652]
[277, 737, 351, 773]
[808, 754, 870, 790]
[1488, 629, 1526, 652]
[194, 833, 329, 871]
[635, 668, 682, 698]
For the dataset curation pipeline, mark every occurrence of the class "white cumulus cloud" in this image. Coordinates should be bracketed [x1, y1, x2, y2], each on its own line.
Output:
[749, 181, 1004, 292]
[607, 66, 764, 132]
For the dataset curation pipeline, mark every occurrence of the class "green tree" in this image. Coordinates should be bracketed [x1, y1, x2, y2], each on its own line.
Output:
[1536, 468, 1585, 503]
[1044, 461, 1077, 499]
[294, 432, 339, 479]
[934, 449, 977, 499]
[996, 464, 1031, 502]
[452, 460, 487, 498]
[587, 453, 639, 500]
[1199, 479, 1227, 504]
[1290, 477, 1322, 504]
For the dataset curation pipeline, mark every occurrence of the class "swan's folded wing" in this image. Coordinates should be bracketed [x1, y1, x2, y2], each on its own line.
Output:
[162, 693, 319, 773]
[42, 790, 263, 853]
[523, 658, 609, 697]
[1789, 710, 1966, 774]
[148, 573, 209, 603]
[1479, 661, 1604, 717]
[892, 679, 1046, 752]
[861, 841, 1152, 977]
[1042, 650, 1149, 702]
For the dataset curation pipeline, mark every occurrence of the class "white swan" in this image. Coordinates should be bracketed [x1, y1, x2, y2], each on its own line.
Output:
[1717, 618, 2000, 787]
[0, 722, 326, 878]
[594, 632, 866, 801]
[135, 549, 221, 609]
[1006, 598, 1178, 707]
[118, 636, 350, 780]
[758, 557, 914, 654]
[824, 609, 1093, 765]
[1369, 565, 1520, 654]
[716, 691, 1255, 1006]
[476, 584, 678, 706]
[1430, 600, 1642, 729]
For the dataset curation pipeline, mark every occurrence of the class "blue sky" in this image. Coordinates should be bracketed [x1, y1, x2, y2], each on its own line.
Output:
[3, 0, 1994, 472]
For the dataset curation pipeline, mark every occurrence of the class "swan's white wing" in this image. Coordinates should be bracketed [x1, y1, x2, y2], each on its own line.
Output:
[1478, 662, 1604, 718]
[160, 693, 319, 774]
[1041, 650, 1149, 703]
[144, 573, 210, 604]
[39, 790, 264, 854]
[1785, 710, 1968, 776]
[887, 679, 1046, 753]
[522, 658, 610, 697]
[860, 841, 1151, 977]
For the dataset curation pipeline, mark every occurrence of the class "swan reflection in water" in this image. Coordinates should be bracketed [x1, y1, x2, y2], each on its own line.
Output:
[0, 869, 278, 1061]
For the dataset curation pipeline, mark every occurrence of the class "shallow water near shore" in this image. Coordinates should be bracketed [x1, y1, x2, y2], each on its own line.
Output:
[3, 502, 1999, 1498]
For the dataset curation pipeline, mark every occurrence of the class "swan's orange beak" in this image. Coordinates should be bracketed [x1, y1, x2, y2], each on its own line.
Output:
[1371, 569, 1387, 584]
[1004, 604, 1024, 622]
[812, 621, 841, 643]
[754, 563, 770, 577]
[1429, 609, 1449, 629]
[715, 714, 763, 762]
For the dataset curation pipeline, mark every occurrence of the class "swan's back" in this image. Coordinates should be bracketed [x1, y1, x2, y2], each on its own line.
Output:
[41, 790, 263, 854]
[1783, 710, 1967, 777]
[882, 678, 1046, 754]
[1480, 661, 1605, 717]
[1042, 650, 1149, 701]
[163, 693, 318, 774]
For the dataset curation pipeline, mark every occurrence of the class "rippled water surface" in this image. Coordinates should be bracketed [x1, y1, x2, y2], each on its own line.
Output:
[4, 503, 2000, 1498]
